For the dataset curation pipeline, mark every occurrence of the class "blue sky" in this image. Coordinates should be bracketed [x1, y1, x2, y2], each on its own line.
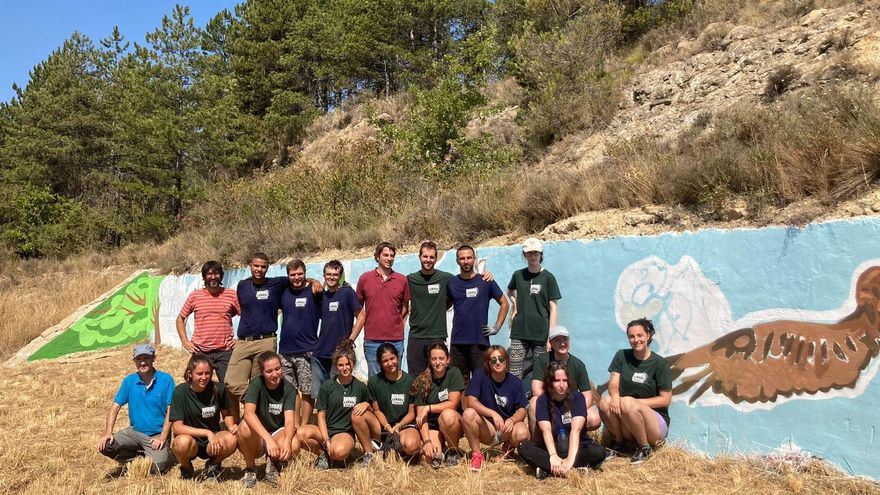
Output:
[0, 1, 240, 103]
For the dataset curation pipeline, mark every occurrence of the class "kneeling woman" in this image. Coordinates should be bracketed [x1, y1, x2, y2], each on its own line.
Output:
[461, 346, 528, 472]
[299, 340, 380, 468]
[598, 318, 672, 464]
[170, 354, 238, 481]
[237, 351, 301, 487]
[519, 363, 606, 478]
[368, 343, 420, 457]
[412, 343, 466, 467]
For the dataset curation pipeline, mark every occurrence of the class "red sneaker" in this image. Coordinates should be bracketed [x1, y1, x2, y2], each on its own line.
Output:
[469, 451, 483, 472]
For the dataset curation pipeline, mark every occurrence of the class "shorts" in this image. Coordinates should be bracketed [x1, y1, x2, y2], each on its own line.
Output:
[380, 424, 416, 442]
[655, 411, 669, 439]
[426, 413, 441, 431]
[280, 352, 312, 395]
[449, 344, 488, 379]
[194, 438, 211, 460]
[226, 336, 277, 397]
[259, 427, 285, 456]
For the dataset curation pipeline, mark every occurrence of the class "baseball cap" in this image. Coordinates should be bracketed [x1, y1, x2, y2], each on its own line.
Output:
[522, 238, 543, 253]
[548, 325, 570, 340]
[132, 343, 155, 358]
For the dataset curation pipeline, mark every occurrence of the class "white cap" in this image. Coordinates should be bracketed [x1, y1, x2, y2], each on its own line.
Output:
[548, 325, 570, 340]
[522, 238, 543, 253]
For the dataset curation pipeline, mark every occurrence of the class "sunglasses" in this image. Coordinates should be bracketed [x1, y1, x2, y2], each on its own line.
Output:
[489, 356, 506, 365]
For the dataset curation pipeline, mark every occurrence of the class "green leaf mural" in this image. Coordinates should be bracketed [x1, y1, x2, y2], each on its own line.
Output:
[28, 272, 164, 361]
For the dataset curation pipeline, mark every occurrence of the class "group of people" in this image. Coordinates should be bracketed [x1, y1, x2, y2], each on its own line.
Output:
[98, 239, 672, 486]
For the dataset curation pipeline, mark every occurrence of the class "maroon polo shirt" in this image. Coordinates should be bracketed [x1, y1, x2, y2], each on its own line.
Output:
[355, 269, 411, 341]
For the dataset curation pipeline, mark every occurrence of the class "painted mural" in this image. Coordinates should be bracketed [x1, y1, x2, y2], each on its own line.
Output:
[27, 218, 880, 478]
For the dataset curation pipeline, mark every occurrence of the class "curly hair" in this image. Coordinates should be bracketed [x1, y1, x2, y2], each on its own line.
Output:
[411, 342, 449, 401]
[332, 338, 357, 367]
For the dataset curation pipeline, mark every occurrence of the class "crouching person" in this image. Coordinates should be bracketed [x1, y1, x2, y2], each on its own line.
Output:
[170, 354, 238, 481]
[98, 343, 175, 474]
[238, 351, 301, 488]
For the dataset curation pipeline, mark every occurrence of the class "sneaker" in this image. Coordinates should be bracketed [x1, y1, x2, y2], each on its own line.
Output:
[179, 465, 195, 481]
[240, 469, 257, 489]
[314, 452, 330, 471]
[199, 462, 222, 482]
[469, 451, 483, 472]
[630, 445, 652, 465]
[444, 449, 461, 467]
[264, 456, 280, 485]
[535, 467, 548, 480]
[357, 452, 374, 468]
[371, 438, 383, 451]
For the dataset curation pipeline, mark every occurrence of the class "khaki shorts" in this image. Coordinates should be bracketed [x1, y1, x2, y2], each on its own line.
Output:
[225, 336, 277, 397]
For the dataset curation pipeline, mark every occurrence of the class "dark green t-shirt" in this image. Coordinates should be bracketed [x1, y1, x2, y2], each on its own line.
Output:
[531, 352, 591, 392]
[608, 349, 673, 426]
[368, 371, 415, 425]
[413, 366, 465, 406]
[507, 269, 561, 342]
[243, 376, 296, 433]
[316, 377, 370, 436]
[169, 382, 231, 433]
[407, 270, 451, 339]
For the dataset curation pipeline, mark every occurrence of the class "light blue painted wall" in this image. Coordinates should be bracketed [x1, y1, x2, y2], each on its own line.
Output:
[161, 218, 880, 478]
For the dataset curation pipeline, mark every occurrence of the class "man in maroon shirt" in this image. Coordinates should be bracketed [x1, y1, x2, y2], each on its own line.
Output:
[350, 242, 411, 376]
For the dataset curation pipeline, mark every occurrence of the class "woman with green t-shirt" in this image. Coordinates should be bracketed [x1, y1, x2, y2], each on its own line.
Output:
[368, 343, 420, 458]
[598, 318, 672, 465]
[299, 340, 380, 469]
[412, 342, 466, 468]
[169, 354, 238, 481]
[237, 351, 301, 487]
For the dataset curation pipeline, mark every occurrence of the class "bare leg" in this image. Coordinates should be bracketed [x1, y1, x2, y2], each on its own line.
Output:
[437, 409, 463, 451]
[237, 421, 260, 469]
[351, 410, 380, 454]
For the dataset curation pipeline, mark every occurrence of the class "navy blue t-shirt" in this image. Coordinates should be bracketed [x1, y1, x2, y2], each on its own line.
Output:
[446, 276, 503, 346]
[314, 285, 361, 358]
[465, 368, 527, 419]
[535, 391, 590, 447]
[279, 285, 322, 354]
[236, 277, 286, 338]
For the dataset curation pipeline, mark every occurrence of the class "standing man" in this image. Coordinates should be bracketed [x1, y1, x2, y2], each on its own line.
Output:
[98, 343, 175, 474]
[312, 260, 361, 397]
[279, 259, 322, 426]
[227, 252, 287, 420]
[446, 245, 509, 381]
[406, 241, 450, 375]
[350, 242, 411, 376]
[507, 238, 561, 380]
[528, 325, 600, 436]
[176, 260, 240, 383]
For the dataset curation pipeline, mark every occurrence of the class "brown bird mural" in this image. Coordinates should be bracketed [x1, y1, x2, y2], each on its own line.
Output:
[667, 266, 880, 405]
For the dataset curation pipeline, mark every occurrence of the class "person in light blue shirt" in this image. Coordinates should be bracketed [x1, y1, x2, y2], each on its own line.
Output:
[98, 343, 176, 474]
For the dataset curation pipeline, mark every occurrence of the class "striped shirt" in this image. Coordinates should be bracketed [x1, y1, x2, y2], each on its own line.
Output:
[178, 288, 240, 352]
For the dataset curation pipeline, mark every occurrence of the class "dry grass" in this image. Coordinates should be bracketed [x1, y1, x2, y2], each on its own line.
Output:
[1, 345, 877, 495]
[0, 256, 133, 360]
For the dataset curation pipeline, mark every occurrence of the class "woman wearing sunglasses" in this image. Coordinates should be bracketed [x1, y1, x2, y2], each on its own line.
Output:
[518, 362, 606, 478]
[461, 345, 528, 471]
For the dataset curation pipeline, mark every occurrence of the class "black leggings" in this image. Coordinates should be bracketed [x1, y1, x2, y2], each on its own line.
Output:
[517, 440, 606, 471]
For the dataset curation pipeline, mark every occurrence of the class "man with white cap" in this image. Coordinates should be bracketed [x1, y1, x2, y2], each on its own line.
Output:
[506, 237, 561, 379]
[527, 325, 600, 437]
[98, 343, 176, 474]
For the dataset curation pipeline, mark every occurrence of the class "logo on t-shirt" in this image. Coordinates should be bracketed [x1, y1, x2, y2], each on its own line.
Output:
[466, 288, 478, 298]
[295, 297, 307, 308]
[529, 284, 541, 295]
[201, 405, 216, 418]
[391, 393, 405, 406]
[632, 372, 648, 384]
[328, 301, 339, 312]
[256, 289, 269, 301]
[428, 284, 440, 295]
[343, 395, 357, 408]
[438, 388, 449, 401]
[494, 394, 508, 407]
[561, 411, 572, 424]
[268, 402, 283, 415]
